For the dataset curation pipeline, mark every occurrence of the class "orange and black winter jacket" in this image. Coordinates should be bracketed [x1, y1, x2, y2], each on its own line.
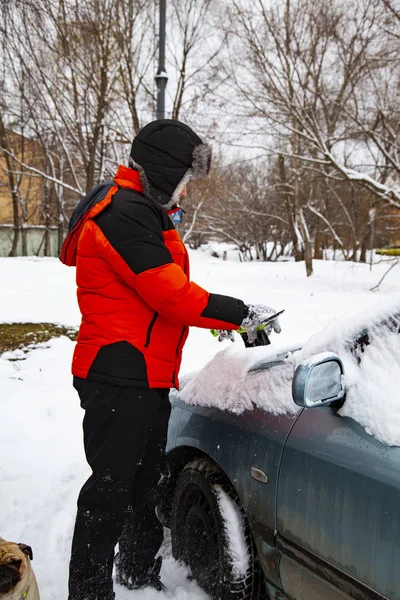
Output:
[61, 166, 245, 389]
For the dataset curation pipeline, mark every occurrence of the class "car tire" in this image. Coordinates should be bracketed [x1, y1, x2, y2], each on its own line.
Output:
[170, 458, 266, 600]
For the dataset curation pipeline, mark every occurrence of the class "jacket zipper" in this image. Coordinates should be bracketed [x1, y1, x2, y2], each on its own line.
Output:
[172, 326, 187, 385]
[171, 242, 189, 385]
[144, 311, 158, 348]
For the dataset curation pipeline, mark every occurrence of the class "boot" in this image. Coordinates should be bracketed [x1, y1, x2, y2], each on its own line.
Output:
[115, 555, 165, 591]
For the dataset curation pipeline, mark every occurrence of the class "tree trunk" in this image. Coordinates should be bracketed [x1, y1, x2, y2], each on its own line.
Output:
[296, 203, 313, 276]
[0, 115, 21, 256]
[21, 226, 27, 256]
[43, 183, 50, 256]
[314, 230, 324, 259]
[294, 170, 313, 276]
[10, 227, 19, 257]
[360, 235, 368, 263]
[279, 155, 301, 260]
[304, 239, 313, 276]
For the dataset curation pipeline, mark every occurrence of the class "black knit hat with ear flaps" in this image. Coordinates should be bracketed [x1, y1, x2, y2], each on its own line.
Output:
[129, 119, 212, 207]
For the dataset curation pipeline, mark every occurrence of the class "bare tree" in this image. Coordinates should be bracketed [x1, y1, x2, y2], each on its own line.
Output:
[113, 0, 156, 140]
[181, 160, 290, 261]
[0, 0, 158, 253]
[223, 0, 400, 272]
[167, 0, 227, 126]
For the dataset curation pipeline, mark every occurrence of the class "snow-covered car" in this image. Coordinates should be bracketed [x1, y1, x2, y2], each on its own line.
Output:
[161, 301, 400, 600]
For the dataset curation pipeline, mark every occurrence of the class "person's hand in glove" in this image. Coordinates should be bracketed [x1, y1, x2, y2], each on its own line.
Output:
[240, 303, 282, 343]
[215, 330, 236, 343]
[214, 304, 282, 344]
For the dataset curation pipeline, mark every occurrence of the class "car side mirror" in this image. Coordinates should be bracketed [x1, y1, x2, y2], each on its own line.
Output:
[292, 352, 345, 408]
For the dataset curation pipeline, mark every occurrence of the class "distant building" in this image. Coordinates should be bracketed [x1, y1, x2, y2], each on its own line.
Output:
[0, 130, 47, 225]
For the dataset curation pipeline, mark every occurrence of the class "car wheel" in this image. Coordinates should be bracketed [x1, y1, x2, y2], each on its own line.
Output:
[170, 458, 266, 600]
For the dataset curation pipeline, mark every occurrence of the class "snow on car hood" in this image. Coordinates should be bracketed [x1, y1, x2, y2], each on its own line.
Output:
[179, 343, 300, 416]
[179, 296, 400, 446]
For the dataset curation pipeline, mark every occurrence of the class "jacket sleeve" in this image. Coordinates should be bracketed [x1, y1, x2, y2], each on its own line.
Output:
[94, 195, 245, 329]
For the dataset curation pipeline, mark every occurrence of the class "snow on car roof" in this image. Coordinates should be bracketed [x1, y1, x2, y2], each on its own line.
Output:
[180, 296, 400, 446]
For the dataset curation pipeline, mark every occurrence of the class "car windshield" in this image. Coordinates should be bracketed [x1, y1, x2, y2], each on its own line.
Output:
[347, 312, 400, 360]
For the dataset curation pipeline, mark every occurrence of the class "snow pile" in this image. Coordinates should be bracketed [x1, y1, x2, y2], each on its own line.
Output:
[213, 486, 249, 578]
[1, 257, 80, 325]
[180, 343, 299, 416]
[0, 337, 88, 597]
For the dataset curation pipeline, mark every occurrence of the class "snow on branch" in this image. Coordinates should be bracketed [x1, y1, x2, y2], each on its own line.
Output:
[323, 150, 400, 210]
[370, 258, 400, 292]
[1, 149, 84, 196]
[307, 204, 344, 248]
[183, 200, 203, 243]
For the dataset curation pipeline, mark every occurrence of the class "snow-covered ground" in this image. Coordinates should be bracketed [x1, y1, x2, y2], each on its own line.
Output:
[1, 248, 400, 599]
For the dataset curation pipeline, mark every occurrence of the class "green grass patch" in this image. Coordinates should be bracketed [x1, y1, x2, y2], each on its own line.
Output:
[376, 247, 400, 256]
[0, 323, 78, 357]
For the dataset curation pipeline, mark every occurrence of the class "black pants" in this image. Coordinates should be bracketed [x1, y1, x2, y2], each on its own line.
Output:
[68, 377, 171, 600]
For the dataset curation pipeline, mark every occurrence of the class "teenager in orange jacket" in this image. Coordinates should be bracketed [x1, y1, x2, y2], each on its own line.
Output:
[62, 119, 280, 599]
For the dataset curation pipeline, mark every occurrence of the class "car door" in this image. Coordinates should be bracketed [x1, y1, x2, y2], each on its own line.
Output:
[277, 405, 400, 600]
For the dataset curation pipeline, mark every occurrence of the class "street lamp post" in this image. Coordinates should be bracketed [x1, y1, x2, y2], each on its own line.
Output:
[155, 0, 168, 120]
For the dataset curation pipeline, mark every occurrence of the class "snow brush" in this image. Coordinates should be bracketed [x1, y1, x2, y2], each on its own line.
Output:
[210, 309, 285, 348]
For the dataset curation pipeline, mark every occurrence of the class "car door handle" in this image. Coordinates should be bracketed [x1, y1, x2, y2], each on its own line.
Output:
[251, 466, 269, 483]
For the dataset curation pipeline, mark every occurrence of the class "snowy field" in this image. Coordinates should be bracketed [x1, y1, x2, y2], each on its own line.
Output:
[1, 247, 400, 599]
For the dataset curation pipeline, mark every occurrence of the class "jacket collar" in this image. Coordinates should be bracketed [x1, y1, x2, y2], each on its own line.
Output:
[114, 165, 144, 193]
